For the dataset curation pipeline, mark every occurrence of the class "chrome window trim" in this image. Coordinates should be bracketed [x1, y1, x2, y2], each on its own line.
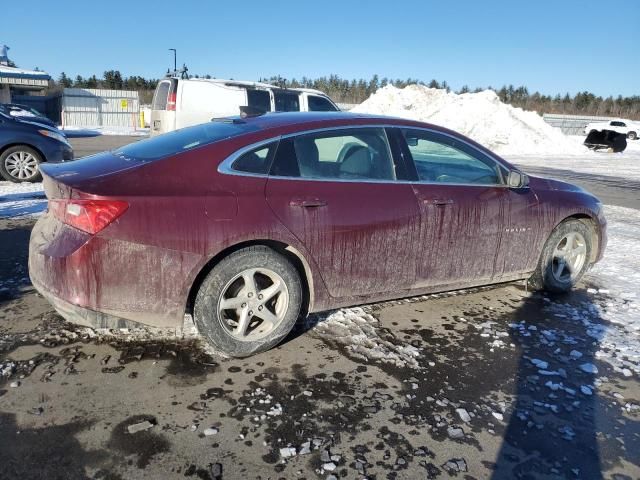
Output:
[217, 124, 517, 188]
[218, 136, 281, 178]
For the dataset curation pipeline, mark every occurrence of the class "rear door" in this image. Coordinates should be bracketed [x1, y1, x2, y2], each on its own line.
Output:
[150, 79, 177, 136]
[396, 128, 540, 288]
[265, 127, 421, 298]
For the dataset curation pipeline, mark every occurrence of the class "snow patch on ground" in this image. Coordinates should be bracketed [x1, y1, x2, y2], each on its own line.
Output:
[60, 126, 149, 137]
[507, 138, 640, 181]
[0, 182, 46, 218]
[353, 85, 584, 155]
[309, 308, 421, 368]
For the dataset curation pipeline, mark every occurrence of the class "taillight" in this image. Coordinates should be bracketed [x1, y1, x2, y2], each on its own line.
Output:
[167, 91, 176, 111]
[49, 199, 129, 234]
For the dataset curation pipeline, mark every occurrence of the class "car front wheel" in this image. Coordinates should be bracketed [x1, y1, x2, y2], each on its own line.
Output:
[194, 246, 303, 357]
[0, 145, 43, 183]
[529, 219, 593, 293]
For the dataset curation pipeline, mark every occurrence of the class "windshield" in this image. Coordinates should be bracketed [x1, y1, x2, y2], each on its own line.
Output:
[114, 120, 261, 161]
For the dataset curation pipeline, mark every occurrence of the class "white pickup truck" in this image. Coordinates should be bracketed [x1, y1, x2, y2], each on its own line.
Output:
[584, 119, 639, 140]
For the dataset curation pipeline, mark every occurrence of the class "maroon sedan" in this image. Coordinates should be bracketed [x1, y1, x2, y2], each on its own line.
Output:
[29, 112, 606, 357]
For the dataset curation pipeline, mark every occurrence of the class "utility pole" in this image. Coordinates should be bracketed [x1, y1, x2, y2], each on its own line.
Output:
[169, 48, 176, 73]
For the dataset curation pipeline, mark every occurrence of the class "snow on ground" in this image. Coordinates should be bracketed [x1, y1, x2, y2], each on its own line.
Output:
[0, 182, 46, 218]
[307, 308, 421, 368]
[353, 85, 584, 156]
[506, 136, 640, 180]
[60, 126, 149, 137]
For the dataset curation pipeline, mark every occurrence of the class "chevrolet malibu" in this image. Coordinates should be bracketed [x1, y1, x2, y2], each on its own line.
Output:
[29, 112, 606, 357]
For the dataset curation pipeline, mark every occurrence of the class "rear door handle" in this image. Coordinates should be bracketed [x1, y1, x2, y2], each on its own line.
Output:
[423, 198, 454, 206]
[289, 198, 328, 208]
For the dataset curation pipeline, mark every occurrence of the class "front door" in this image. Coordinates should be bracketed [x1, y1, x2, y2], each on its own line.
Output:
[265, 127, 421, 298]
[396, 128, 539, 288]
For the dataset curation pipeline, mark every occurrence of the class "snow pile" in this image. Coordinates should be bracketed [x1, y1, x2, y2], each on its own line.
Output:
[309, 307, 421, 368]
[353, 85, 584, 155]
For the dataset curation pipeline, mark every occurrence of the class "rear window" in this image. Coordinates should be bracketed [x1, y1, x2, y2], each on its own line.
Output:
[114, 121, 261, 161]
[247, 89, 271, 113]
[152, 81, 171, 110]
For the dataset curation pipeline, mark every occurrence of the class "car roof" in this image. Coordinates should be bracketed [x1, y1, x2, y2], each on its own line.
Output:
[227, 111, 444, 134]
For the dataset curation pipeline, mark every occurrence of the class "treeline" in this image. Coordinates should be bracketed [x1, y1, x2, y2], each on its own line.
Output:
[53, 71, 160, 103]
[49, 71, 640, 119]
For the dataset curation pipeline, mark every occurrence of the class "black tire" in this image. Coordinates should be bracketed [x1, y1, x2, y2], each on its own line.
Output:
[194, 246, 303, 357]
[627, 131, 637, 140]
[529, 219, 593, 293]
[0, 145, 43, 183]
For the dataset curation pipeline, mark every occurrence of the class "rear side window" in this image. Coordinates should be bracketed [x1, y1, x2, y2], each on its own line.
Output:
[307, 95, 337, 112]
[232, 143, 276, 175]
[247, 89, 271, 113]
[274, 91, 300, 112]
[114, 120, 260, 161]
[152, 81, 171, 110]
[270, 128, 396, 181]
[610, 121, 625, 127]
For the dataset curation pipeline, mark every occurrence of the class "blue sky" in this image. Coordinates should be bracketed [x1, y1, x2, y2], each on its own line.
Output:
[3, 0, 638, 96]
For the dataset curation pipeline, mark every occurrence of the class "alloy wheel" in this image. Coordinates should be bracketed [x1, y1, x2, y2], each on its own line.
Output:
[551, 231, 587, 283]
[217, 267, 289, 341]
[4, 151, 39, 180]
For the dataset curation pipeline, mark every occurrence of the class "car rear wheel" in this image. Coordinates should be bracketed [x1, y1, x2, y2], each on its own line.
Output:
[529, 219, 593, 293]
[628, 131, 637, 140]
[194, 246, 303, 357]
[0, 145, 43, 183]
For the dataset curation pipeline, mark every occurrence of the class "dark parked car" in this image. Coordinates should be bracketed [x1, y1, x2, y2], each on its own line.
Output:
[0, 105, 73, 182]
[2, 103, 58, 129]
[29, 112, 606, 357]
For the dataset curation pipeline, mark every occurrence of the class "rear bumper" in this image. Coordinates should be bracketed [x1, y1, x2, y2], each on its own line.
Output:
[28, 213, 200, 330]
[32, 278, 147, 330]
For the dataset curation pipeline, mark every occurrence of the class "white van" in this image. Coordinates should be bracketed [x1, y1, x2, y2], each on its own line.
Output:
[150, 77, 339, 136]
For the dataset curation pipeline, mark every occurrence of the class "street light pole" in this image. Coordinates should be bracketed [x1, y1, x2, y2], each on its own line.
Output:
[169, 48, 176, 73]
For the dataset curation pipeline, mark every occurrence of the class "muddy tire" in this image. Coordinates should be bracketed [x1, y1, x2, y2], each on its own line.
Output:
[529, 219, 593, 293]
[0, 145, 43, 183]
[194, 246, 303, 357]
[628, 131, 637, 140]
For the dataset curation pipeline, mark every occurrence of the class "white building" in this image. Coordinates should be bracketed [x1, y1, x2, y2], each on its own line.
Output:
[0, 44, 51, 103]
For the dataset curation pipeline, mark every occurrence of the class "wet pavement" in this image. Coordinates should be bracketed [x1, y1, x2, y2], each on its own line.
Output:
[1, 217, 638, 479]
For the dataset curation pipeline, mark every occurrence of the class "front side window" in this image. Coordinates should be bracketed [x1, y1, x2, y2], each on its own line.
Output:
[402, 129, 503, 185]
[232, 143, 276, 174]
[307, 95, 338, 112]
[270, 128, 396, 181]
[152, 81, 170, 110]
[274, 91, 300, 112]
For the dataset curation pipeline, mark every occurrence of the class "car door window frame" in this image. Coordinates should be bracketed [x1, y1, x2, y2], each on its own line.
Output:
[219, 125, 409, 184]
[396, 127, 510, 187]
[269, 126, 399, 183]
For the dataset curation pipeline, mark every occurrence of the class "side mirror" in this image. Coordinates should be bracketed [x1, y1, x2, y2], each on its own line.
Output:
[406, 137, 419, 147]
[508, 170, 529, 189]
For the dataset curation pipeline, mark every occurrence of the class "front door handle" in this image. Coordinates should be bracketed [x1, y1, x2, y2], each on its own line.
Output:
[289, 198, 328, 208]
[423, 198, 454, 206]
